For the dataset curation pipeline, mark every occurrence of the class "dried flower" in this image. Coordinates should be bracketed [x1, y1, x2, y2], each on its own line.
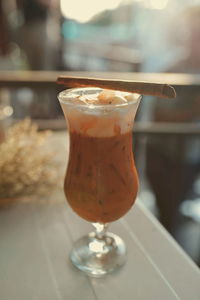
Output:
[0, 119, 60, 199]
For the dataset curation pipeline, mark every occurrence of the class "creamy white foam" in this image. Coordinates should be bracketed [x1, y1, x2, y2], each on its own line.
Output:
[67, 89, 139, 106]
[61, 89, 140, 137]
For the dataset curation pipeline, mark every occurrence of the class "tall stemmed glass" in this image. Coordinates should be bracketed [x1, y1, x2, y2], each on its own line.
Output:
[58, 87, 141, 277]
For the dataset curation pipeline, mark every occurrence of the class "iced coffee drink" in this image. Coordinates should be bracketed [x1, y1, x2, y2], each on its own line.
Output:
[57, 75, 175, 277]
[59, 88, 141, 224]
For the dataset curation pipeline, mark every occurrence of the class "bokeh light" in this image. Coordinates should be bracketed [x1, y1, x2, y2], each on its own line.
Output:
[60, 0, 122, 23]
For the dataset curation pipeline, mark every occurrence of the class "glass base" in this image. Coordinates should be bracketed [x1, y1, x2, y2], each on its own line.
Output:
[70, 231, 126, 277]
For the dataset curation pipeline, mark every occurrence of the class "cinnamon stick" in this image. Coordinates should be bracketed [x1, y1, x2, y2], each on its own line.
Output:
[57, 76, 176, 99]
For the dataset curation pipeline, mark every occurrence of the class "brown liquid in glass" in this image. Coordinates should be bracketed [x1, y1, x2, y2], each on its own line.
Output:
[64, 130, 138, 223]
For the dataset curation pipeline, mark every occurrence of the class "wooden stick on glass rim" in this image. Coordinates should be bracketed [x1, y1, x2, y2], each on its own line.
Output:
[57, 76, 176, 99]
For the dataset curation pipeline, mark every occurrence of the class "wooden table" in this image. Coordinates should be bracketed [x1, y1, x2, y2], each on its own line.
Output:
[0, 132, 200, 300]
[0, 195, 200, 300]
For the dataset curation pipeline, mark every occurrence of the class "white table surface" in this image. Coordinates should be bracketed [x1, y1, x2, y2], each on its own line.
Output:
[0, 132, 200, 300]
[0, 193, 200, 300]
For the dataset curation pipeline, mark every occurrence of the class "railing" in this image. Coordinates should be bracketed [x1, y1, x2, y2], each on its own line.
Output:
[1, 71, 200, 135]
[1, 70, 200, 87]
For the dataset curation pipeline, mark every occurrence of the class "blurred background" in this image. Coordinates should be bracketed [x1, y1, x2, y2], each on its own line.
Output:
[0, 0, 200, 266]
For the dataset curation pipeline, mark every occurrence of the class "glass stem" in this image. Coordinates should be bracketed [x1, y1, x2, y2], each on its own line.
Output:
[92, 223, 109, 240]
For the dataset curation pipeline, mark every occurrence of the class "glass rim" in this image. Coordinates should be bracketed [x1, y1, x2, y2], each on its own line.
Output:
[58, 87, 142, 109]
